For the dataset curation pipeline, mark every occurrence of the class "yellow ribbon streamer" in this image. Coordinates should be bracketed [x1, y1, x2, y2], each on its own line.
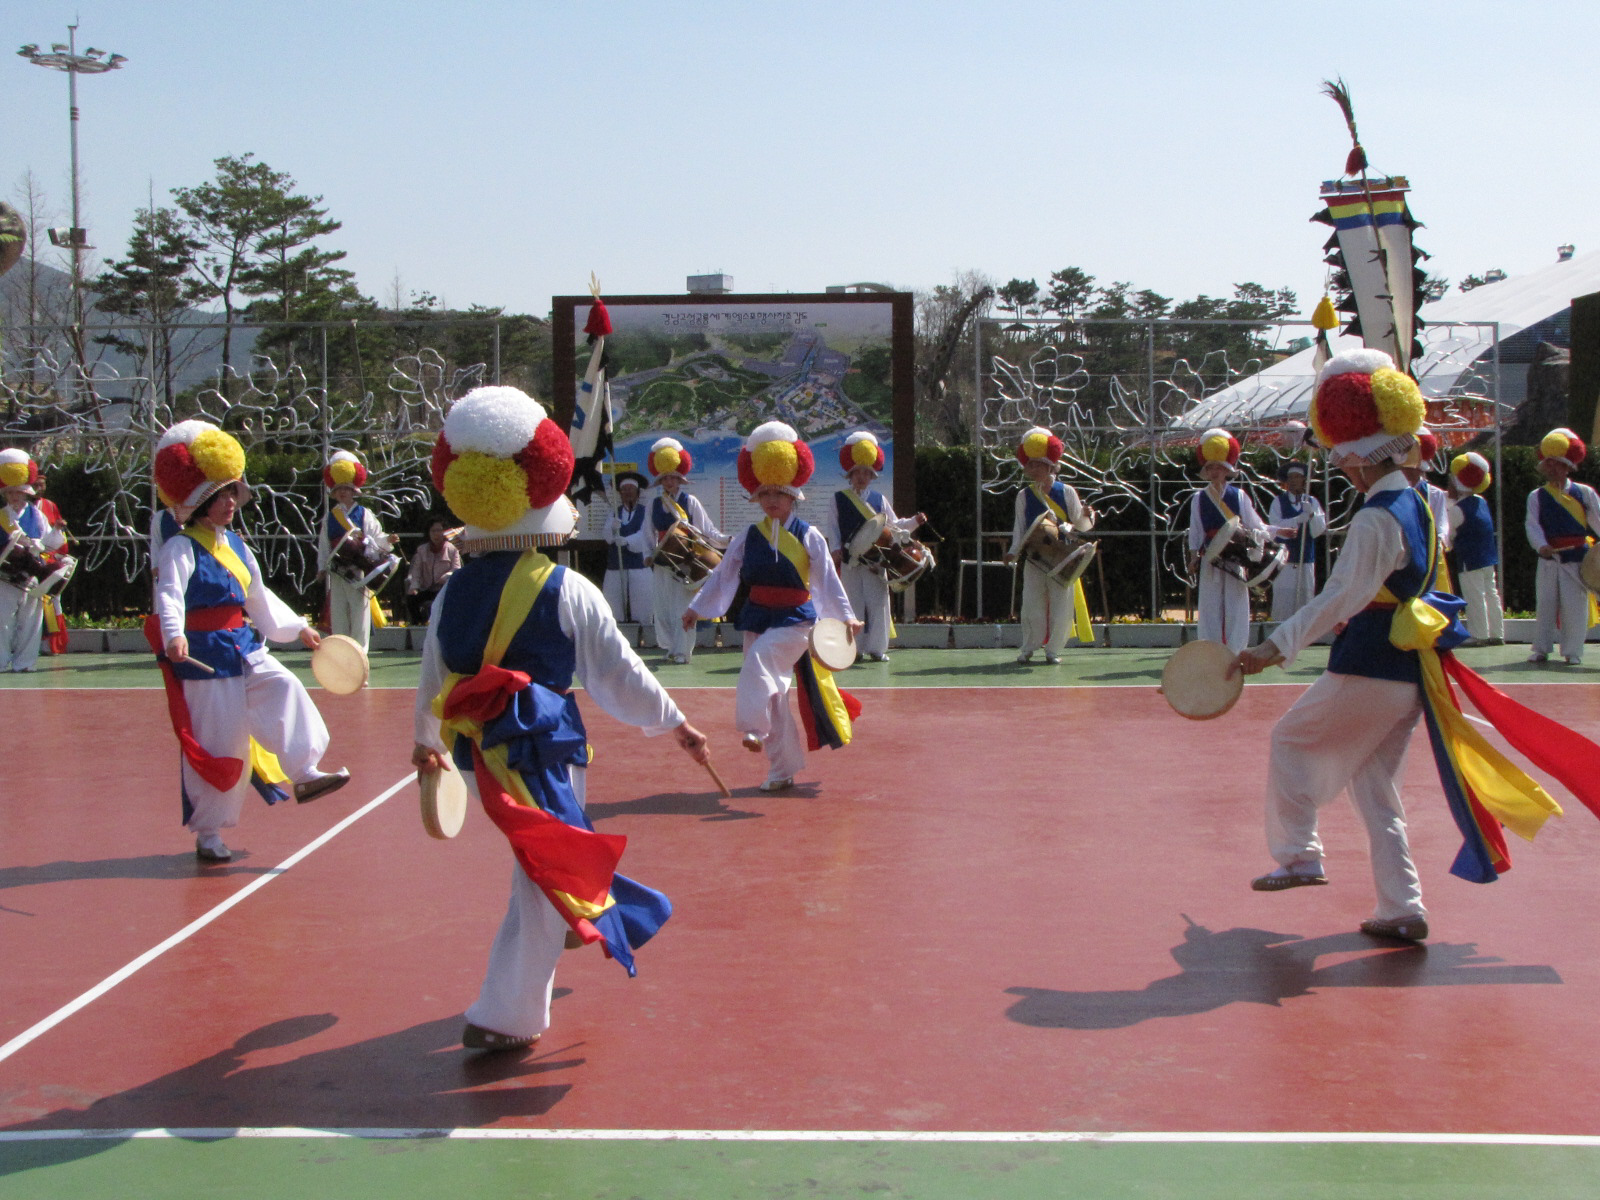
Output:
[186, 525, 252, 593]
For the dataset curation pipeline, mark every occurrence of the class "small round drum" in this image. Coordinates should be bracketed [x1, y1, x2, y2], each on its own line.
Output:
[883, 534, 935, 593]
[1203, 518, 1286, 588]
[1022, 512, 1096, 585]
[419, 763, 468, 839]
[847, 512, 888, 564]
[311, 633, 370, 694]
[809, 616, 857, 671]
[655, 522, 723, 585]
[1160, 639, 1244, 721]
[1582, 545, 1600, 596]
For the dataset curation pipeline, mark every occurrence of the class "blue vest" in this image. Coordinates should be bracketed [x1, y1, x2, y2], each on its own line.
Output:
[1327, 486, 1453, 684]
[738, 518, 817, 633]
[607, 505, 646, 570]
[1534, 485, 1592, 564]
[1197, 486, 1241, 540]
[157, 509, 181, 544]
[177, 528, 264, 680]
[834, 488, 885, 562]
[325, 503, 368, 544]
[434, 554, 585, 774]
[1273, 493, 1318, 564]
[1023, 481, 1073, 528]
[1451, 494, 1498, 572]
[651, 493, 692, 534]
[13, 502, 46, 540]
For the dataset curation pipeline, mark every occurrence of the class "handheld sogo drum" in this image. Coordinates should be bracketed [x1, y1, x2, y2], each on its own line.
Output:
[1581, 545, 1600, 596]
[654, 521, 723, 585]
[311, 633, 370, 694]
[419, 762, 469, 839]
[809, 616, 857, 671]
[1203, 518, 1286, 588]
[1022, 512, 1096, 587]
[848, 513, 935, 591]
[331, 515, 402, 589]
[1160, 639, 1244, 721]
[0, 532, 76, 599]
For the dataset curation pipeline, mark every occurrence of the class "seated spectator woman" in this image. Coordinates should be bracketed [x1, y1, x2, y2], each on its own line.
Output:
[406, 518, 461, 623]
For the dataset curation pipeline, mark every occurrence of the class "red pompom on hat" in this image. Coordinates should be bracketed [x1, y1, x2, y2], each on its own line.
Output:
[737, 422, 814, 499]
[840, 431, 886, 475]
[648, 437, 693, 479]
[1416, 429, 1440, 461]
[1015, 426, 1064, 466]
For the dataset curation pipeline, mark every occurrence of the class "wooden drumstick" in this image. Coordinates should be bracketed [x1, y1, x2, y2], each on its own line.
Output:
[178, 656, 215, 674]
[702, 754, 732, 800]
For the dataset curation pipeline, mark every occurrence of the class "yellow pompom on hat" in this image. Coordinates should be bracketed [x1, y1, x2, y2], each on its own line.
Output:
[153, 420, 249, 518]
[1197, 427, 1241, 469]
[0, 448, 40, 496]
[1450, 452, 1492, 495]
[1309, 348, 1424, 465]
[1538, 427, 1587, 467]
[737, 421, 815, 500]
[429, 386, 576, 541]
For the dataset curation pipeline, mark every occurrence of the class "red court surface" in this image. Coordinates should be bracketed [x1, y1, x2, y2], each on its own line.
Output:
[5, 679, 1600, 1150]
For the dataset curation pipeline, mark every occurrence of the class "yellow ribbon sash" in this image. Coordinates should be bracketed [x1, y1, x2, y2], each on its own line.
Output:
[186, 525, 251, 593]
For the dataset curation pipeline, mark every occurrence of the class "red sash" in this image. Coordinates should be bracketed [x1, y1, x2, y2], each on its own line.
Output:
[748, 585, 810, 608]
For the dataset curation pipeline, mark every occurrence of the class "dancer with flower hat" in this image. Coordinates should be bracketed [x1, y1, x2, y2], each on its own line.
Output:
[826, 430, 924, 662]
[317, 450, 397, 653]
[410, 386, 709, 1052]
[1186, 427, 1270, 652]
[1004, 427, 1095, 664]
[1447, 451, 1503, 645]
[646, 436, 725, 664]
[683, 422, 862, 793]
[150, 421, 349, 862]
[1524, 427, 1600, 665]
[0, 448, 66, 672]
[1237, 352, 1600, 941]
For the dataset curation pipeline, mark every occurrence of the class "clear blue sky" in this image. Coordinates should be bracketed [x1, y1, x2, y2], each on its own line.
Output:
[9, 0, 1597, 317]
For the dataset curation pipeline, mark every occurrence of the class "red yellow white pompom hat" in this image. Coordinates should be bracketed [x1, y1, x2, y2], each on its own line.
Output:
[648, 437, 693, 481]
[1015, 426, 1063, 467]
[1450, 451, 1492, 495]
[323, 450, 369, 492]
[737, 421, 814, 500]
[1308, 348, 1425, 465]
[1538, 427, 1587, 467]
[0, 448, 40, 496]
[153, 420, 249, 519]
[429, 386, 576, 543]
[840, 430, 885, 476]
[1196, 427, 1241, 470]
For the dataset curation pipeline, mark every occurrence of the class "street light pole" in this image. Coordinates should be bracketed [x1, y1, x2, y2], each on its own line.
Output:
[18, 25, 127, 403]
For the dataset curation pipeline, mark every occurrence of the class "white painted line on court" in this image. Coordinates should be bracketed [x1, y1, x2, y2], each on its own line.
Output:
[0, 774, 416, 1068]
[3, 1127, 1600, 1146]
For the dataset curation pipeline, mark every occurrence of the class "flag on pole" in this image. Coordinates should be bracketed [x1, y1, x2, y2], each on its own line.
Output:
[568, 277, 614, 506]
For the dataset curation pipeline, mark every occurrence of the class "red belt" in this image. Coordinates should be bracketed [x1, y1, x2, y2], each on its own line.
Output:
[186, 605, 245, 632]
[748, 585, 810, 608]
[1548, 536, 1590, 551]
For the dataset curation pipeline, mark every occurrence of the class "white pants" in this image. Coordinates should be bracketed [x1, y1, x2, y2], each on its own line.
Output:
[841, 560, 891, 658]
[181, 653, 331, 837]
[602, 566, 653, 625]
[1265, 671, 1425, 921]
[1270, 563, 1318, 623]
[0, 581, 43, 672]
[1018, 563, 1075, 658]
[327, 573, 371, 653]
[466, 765, 587, 1040]
[1533, 558, 1590, 660]
[1198, 562, 1251, 651]
[652, 566, 698, 660]
[738, 624, 810, 784]
[1458, 565, 1504, 642]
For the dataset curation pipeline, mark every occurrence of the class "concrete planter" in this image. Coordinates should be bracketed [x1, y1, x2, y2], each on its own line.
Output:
[616, 622, 642, 649]
[997, 623, 1024, 648]
[66, 629, 106, 653]
[695, 623, 720, 648]
[369, 627, 408, 652]
[893, 623, 951, 649]
[105, 628, 148, 653]
[1106, 623, 1186, 648]
[951, 624, 1000, 649]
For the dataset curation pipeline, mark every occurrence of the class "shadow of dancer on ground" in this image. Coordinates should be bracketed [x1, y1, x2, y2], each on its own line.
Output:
[1004, 914, 1562, 1030]
[0, 1009, 580, 1176]
[585, 789, 767, 823]
[0, 853, 280, 896]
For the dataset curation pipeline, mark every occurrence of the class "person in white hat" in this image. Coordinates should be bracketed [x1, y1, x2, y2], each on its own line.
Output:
[683, 422, 862, 792]
[1447, 451, 1503, 645]
[1524, 427, 1600, 665]
[1267, 460, 1326, 622]
[316, 450, 396, 654]
[600, 471, 653, 624]
[410, 386, 709, 1053]
[151, 421, 349, 862]
[646, 437, 725, 665]
[1186, 428, 1270, 652]
[1003, 427, 1094, 664]
[0, 448, 65, 672]
[824, 431, 924, 662]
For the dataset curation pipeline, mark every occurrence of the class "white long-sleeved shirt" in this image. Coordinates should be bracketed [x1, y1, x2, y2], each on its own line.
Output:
[1524, 480, 1600, 551]
[602, 502, 655, 559]
[155, 528, 309, 652]
[687, 519, 855, 624]
[1267, 471, 1413, 665]
[1008, 484, 1092, 557]
[413, 566, 684, 754]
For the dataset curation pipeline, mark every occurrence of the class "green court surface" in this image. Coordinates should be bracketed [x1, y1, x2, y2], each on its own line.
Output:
[6, 1133, 1600, 1200]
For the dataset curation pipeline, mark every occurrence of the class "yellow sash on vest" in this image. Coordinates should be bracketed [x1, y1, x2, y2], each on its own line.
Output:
[1541, 483, 1600, 626]
[331, 506, 389, 628]
[764, 516, 811, 581]
[187, 525, 251, 592]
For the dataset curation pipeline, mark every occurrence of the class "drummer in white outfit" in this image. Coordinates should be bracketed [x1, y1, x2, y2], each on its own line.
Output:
[1186, 428, 1271, 652]
[0, 450, 66, 673]
[1268, 461, 1326, 622]
[1003, 428, 1094, 664]
[646, 437, 726, 665]
[316, 451, 396, 654]
[1447, 452, 1504, 645]
[1525, 427, 1600, 665]
[825, 431, 923, 663]
[600, 473, 653, 624]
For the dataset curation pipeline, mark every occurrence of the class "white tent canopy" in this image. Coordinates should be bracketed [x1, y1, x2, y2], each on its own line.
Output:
[1172, 249, 1600, 431]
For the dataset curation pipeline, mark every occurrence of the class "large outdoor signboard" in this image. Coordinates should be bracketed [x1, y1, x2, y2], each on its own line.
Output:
[551, 292, 915, 540]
